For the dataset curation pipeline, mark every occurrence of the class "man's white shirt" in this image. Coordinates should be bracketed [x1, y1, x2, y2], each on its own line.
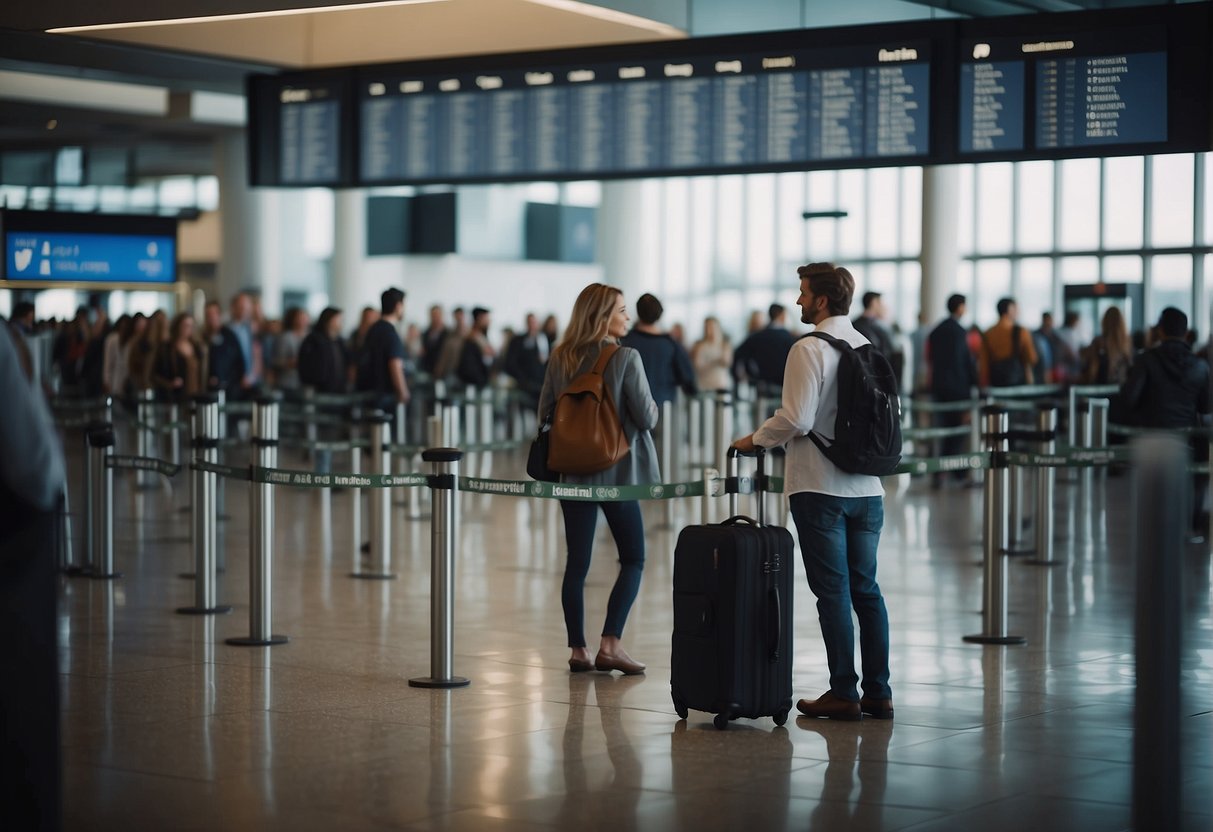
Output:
[752, 314, 885, 499]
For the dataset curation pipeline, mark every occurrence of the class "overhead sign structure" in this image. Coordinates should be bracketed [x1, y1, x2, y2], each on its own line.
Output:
[245, 4, 1211, 188]
[1, 210, 178, 285]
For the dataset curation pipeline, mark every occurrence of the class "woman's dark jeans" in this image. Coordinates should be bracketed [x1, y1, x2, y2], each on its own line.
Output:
[559, 499, 645, 648]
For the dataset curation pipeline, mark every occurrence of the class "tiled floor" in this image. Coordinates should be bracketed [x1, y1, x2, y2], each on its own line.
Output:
[58, 445, 1212, 831]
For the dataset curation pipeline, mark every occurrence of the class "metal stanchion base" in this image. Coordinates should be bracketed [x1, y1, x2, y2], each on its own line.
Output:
[350, 572, 398, 580]
[962, 634, 1027, 645]
[61, 566, 89, 577]
[408, 676, 470, 689]
[176, 605, 233, 615]
[89, 571, 122, 580]
[225, 635, 289, 646]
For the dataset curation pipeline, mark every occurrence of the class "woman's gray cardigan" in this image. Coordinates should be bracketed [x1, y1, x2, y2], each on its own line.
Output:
[537, 342, 660, 486]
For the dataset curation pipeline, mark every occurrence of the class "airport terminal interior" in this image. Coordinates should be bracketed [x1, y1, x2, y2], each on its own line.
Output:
[2, 0, 1213, 830]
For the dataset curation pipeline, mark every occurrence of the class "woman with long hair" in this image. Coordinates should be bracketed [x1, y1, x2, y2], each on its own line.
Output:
[1081, 306, 1133, 385]
[153, 313, 204, 402]
[538, 284, 659, 675]
[691, 316, 733, 392]
[126, 311, 166, 398]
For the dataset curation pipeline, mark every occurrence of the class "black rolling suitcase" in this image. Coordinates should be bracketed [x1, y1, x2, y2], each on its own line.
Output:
[671, 448, 794, 729]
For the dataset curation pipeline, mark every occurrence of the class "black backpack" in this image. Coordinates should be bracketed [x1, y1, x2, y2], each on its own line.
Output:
[804, 331, 903, 476]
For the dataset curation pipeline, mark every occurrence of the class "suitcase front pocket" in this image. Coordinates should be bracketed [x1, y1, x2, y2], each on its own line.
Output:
[673, 592, 714, 637]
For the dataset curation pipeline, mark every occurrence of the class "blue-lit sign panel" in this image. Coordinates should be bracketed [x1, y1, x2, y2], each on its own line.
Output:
[5, 232, 176, 283]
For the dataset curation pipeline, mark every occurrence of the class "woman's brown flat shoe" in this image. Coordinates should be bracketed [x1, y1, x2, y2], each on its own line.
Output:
[568, 658, 595, 673]
[594, 651, 646, 675]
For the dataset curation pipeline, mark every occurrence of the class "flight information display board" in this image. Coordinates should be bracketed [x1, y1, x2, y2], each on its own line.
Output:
[1, 211, 178, 285]
[954, 6, 1209, 161]
[248, 72, 356, 187]
[356, 33, 934, 185]
[246, 5, 1211, 186]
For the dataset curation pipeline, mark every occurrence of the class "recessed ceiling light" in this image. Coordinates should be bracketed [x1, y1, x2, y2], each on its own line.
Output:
[47, 0, 447, 33]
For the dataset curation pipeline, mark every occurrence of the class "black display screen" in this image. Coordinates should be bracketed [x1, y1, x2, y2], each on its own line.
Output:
[955, 5, 1208, 162]
[248, 72, 357, 187]
[246, 5, 1211, 187]
[355, 28, 936, 185]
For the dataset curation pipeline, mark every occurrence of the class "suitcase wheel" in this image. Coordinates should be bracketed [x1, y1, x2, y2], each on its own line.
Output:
[773, 708, 789, 727]
[713, 712, 730, 730]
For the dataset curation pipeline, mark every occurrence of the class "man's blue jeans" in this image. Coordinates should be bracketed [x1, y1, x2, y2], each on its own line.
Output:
[788, 492, 892, 702]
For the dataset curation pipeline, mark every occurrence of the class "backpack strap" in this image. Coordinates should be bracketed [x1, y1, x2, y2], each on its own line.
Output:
[591, 343, 620, 375]
[804, 329, 857, 351]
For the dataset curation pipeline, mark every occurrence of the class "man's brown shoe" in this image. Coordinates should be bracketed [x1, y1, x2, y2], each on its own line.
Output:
[860, 696, 894, 720]
[795, 692, 862, 721]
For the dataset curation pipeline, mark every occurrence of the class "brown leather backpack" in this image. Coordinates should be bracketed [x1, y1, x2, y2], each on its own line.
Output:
[547, 344, 630, 474]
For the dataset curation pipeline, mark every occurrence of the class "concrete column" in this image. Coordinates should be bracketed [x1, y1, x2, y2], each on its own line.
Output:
[598, 180, 659, 301]
[920, 165, 962, 324]
[331, 188, 368, 318]
[216, 132, 282, 315]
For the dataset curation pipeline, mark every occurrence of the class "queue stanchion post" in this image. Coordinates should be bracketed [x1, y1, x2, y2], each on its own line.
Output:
[58, 486, 75, 574]
[410, 448, 470, 689]
[660, 399, 675, 528]
[227, 395, 287, 646]
[169, 402, 181, 467]
[1131, 435, 1187, 832]
[179, 394, 230, 615]
[355, 411, 396, 580]
[1028, 404, 1061, 567]
[701, 466, 719, 525]
[135, 388, 156, 490]
[964, 406, 1025, 645]
[688, 395, 702, 472]
[1090, 398, 1109, 481]
[88, 423, 120, 579]
[714, 391, 733, 517]
[304, 386, 317, 460]
[215, 389, 228, 525]
[1077, 398, 1092, 491]
[968, 386, 984, 486]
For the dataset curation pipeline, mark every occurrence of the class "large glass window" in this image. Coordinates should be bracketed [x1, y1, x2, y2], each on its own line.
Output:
[1058, 158, 1100, 251]
[866, 168, 900, 257]
[976, 163, 1013, 254]
[745, 174, 776, 286]
[1150, 254, 1194, 319]
[1102, 156, 1144, 250]
[1016, 161, 1054, 252]
[1150, 154, 1195, 248]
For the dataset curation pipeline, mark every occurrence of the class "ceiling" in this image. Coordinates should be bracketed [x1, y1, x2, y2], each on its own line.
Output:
[36, 0, 685, 70]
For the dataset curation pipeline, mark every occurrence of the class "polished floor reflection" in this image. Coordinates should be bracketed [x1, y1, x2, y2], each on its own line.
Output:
[58, 447, 1212, 831]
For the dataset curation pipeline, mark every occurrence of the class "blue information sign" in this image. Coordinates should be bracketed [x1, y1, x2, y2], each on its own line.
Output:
[6, 232, 177, 283]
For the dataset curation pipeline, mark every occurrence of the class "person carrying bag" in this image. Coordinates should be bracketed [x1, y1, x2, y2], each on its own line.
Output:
[536, 283, 659, 676]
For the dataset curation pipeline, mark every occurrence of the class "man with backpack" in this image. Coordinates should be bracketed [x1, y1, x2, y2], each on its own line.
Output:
[733, 262, 895, 722]
[979, 297, 1038, 388]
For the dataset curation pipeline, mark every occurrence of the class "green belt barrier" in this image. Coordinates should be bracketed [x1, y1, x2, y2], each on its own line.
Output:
[250, 466, 429, 489]
[190, 460, 251, 480]
[385, 439, 526, 457]
[279, 437, 371, 452]
[1005, 447, 1130, 467]
[992, 398, 1052, 411]
[219, 402, 254, 415]
[904, 399, 977, 413]
[50, 397, 110, 411]
[55, 415, 98, 429]
[307, 392, 377, 407]
[1070, 385, 1120, 398]
[983, 384, 1063, 399]
[278, 411, 350, 426]
[903, 425, 972, 441]
[106, 454, 181, 477]
[895, 453, 991, 475]
[1108, 424, 1212, 438]
[459, 477, 708, 501]
[132, 419, 188, 434]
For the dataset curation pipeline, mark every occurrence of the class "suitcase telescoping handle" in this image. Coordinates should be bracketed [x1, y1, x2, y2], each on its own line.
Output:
[726, 446, 766, 525]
